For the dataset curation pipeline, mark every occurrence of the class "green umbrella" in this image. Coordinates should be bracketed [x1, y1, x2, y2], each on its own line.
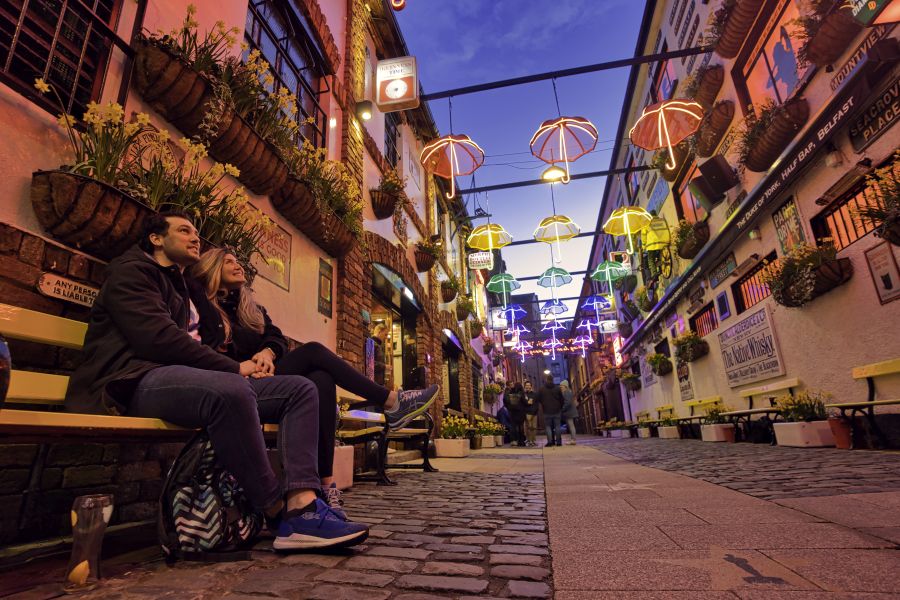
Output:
[486, 273, 521, 306]
[537, 267, 573, 288]
[590, 260, 630, 294]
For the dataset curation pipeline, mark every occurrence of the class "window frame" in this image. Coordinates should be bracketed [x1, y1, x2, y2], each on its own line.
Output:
[689, 301, 719, 337]
[674, 161, 708, 223]
[731, 251, 777, 314]
[384, 111, 400, 167]
[811, 173, 890, 252]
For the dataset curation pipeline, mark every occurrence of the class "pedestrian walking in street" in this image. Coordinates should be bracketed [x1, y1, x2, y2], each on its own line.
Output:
[504, 381, 527, 446]
[523, 380, 539, 446]
[536, 375, 564, 447]
[496, 402, 513, 445]
[560, 380, 579, 445]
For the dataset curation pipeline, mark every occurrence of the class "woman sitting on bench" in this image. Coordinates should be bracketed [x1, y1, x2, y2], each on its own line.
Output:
[190, 248, 437, 512]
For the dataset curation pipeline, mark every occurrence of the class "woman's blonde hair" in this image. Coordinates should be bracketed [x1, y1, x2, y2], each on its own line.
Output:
[190, 248, 265, 341]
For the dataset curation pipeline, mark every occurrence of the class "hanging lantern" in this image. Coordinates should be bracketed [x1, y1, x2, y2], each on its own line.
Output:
[629, 99, 704, 170]
[530, 116, 599, 183]
[641, 215, 671, 252]
[602, 206, 653, 255]
[533, 215, 581, 263]
[467, 223, 512, 251]
[420, 134, 485, 199]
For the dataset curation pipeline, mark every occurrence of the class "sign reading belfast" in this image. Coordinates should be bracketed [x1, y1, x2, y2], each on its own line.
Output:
[717, 305, 785, 388]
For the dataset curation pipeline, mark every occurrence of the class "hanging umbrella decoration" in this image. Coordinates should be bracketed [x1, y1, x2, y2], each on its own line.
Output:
[629, 99, 704, 170]
[537, 266, 573, 289]
[590, 260, 631, 295]
[496, 303, 526, 335]
[534, 214, 581, 264]
[467, 223, 512, 253]
[512, 338, 533, 363]
[486, 272, 521, 308]
[581, 294, 614, 315]
[530, 116, 599, 184]
[602, 206, 653, 255]
[540, 299, 568, 316]
[572, 318, 597, 358]
[420, 134, 485, 199]
[541, 319, 567, 360]
[536, 267, 573, 360]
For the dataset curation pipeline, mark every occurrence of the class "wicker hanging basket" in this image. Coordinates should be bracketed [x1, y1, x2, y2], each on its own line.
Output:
[743, 98, 809, 173]
[271, 177, 357, 258]
[370, 189, 400, 220]
[696, 101, 735, 158]
[804, 10, 863, 68]
[692, 65, 725, 109]
[715, 0, 766, 59]
[676, 220, 711, 260]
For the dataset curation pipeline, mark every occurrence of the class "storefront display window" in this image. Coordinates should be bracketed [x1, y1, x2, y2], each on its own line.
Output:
[741, 0, 810, 108]
[370, 265, 421, 391]
[676, 163, 708, 223]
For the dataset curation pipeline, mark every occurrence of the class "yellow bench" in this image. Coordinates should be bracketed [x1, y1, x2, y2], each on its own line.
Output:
[739, 378, 800, 409]
[826, 358, 900, 449]
[681, 396, 723, 419]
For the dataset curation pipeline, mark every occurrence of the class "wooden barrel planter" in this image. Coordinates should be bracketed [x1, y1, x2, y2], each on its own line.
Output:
[677, 220, 711, 260]
[804, 10, 863, 68]
[696, 101, 735, 158]
[271, 177, 356, 258]
[370, 189, 400, 220]
[133, 38, 287, 197]
[30, 171, 153, 261]
[715, 0, 766, 59]
[414, 248, 437, 272]
[692, 65, 724, 109]
[743, 98, 809, 173]
[440, 282, 458, 303]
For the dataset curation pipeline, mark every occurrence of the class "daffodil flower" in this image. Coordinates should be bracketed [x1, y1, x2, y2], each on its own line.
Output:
[34, 78, 51, 93]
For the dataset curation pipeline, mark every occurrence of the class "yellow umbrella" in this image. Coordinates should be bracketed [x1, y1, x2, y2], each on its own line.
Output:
[533, 214, 581, 263]
[467, 223, 512, 251]
[603, 206, 653, 255]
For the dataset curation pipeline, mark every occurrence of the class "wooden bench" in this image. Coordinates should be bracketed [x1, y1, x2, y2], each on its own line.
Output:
[739, 378, 800, 409]
[719, 380, 800, 445]
[826, 358, 900, 449]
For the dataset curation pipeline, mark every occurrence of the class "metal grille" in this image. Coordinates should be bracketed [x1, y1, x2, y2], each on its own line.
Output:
[690, 302, 718, 337]
[812, 180, 884, 251]
[1, 0, 123, 117]
[244, 0, 327, 149]
[385, 111, 399, 167]
[732, 252, 777, 314]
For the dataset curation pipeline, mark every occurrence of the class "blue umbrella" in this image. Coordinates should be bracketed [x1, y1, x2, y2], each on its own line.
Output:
[498, 304, 527, 321]
[540, 299, 568, 316]
[581, 294, 613, 314]
[537, 266, 573, 288]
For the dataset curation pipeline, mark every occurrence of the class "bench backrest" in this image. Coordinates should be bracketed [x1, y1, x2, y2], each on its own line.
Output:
[738, 377, 799, 399]
[852, 358, 900, 380]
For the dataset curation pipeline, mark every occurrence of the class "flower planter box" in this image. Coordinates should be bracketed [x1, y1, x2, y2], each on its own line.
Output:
[440, 283, 458, 303]
[470, 436, 482, 450]
[30, 170, 153, 261]
[332, 444, 354, 490]
[804, 10, 863, 68]
[692, 65, 725, 109]
[370, 189, 400, 220]
[637, 427, 652, 439]
[133, 38, 287, 196]
[651, 360, 673, 376]
[677, 340, 710, 363]
[494, 435, 504, 446]
[609, 429, 630, 438]
[696, 101, 735, 158]
[701, 424, 736, 443]
[743, 98, 810, 173]
[434, 438, 470, 458]
[677, 220, 710, 260]
[480, 435, 496, 448]
[773, 421, 835, 448]
[775, 257, 854, 307]
[715, 0, 766, 59]
[658, 426, 681, 439]
[415, 249, 437, 272]
[272, 177, 357, 258]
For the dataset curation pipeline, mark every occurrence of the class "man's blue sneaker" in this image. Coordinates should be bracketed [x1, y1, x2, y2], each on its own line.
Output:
[387, 384, 439, 430]
[273, 499, 369, 550]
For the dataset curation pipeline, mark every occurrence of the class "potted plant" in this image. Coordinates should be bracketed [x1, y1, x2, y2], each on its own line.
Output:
[683, 64, 725, 109]
[494, 422, 506, 446]
[651, 142, 691, 182]
[701, 405, 736, 442]
[673, 331, 709, 363]
[370, 168, 406, 220]
[695, 101, 735, 158]
[621, 300, 640, 322]
[657, 415, 681, 439]
[673, 219, 711, 260]
[647, 353, 673, 376]
[637, 422, 653, 438]
[635, 286, 656, 313]
[736, 98, 810, 173]
[791, 0, 863, 68]
[474, 416, 496, 448]
[469, 319, 484, 338]
[456, 295, 475, 321]
[706, 0, 766, 59]
[441, 275, 460, 303]
[774, 391, 835, 447]
[618, 320, 633, 339]
[619, 371, 642, 392]
[482, 340, 495, 355]
[827, 408, 853, 450]
[483, 382, 502, 405]
[853, 151, 900, 246]
[434, 414, 471, 457]
[615, 273, 638, 294]
[415, 238, 441, 272]
[760, 240, 853, 308]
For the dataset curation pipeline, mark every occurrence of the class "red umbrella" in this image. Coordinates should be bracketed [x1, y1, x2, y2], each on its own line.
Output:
[629, 99, 704, 169]
[530, 116, 598, 183]
[420, 134, 484, 198]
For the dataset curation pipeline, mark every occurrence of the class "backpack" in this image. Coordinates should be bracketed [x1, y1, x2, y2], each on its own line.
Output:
[158, 432, 263, 563]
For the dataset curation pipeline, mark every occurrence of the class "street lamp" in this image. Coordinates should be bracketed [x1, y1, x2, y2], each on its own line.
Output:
[355, 100, 373, 122]
[543, 369, 551, 375]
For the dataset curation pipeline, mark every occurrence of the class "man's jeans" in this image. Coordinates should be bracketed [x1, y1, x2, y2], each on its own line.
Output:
[525, 414, 538, 444]
[128, 365, 320, 510]
[545, 413, 562, 446]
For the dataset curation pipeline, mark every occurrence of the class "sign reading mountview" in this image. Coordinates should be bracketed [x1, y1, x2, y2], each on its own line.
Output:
[717, 305, 785, 388]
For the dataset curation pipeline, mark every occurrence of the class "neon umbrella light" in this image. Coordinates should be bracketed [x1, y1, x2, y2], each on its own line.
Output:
[541, 319, 567, 360]
[537, 267, 573, 289]
[498, 304, 527, 321]
[487, 273, 521, 307]
[629, 99, 704, 170]
[530, 116, 598, 183]
[540, 299, 568, 316]
[572, 334, 594, 357]
[581, 294, 613, 314]
[590, 260, 630, 294]
[467, 223, 512, 251]
[602, 206, 653, 255]
[533, 214, 581, 263]
[420, 134, 485, 199]
[512, 339, 533, 363]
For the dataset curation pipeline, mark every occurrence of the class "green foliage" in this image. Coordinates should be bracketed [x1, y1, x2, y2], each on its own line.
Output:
[673, 331, 708, 363]
[673, 219, 700, 251]
[146, 5, 238, 74]
[378, 168, 406, 195]
[456, 295, 475, 313]
[416, 237, 443, 258]
[853, 150, 900, 236]
[734, 100, 794, 169]
[635, 285, 655, 312]
[658, 414, 679, 427]
[760, 241, 837, 307]
[704, 405, 731, 425]
[777, 390, 830, 422]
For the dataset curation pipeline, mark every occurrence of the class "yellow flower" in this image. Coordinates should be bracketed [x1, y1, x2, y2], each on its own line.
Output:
[104, 102, 124, 123]
[34, 78, 51, 93]
[263, 74, 275, 87]
[178, 137, 193, 150]
[135, 113, 150, 126]
[56, 113, 76, 128]
[240, 42, 249, 51]
[224, 164, 240, 177]
[186, 3, 197, 14]
[157, 129, 171, 143]
[123, 122, 140, 136]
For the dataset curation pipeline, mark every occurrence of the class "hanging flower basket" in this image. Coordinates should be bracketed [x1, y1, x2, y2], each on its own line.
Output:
[441, 280, 458, 303]
[133, 38, 287, 196]
[649, 355, 673, 376]
[803, 10, 863, 68]
[370, 189, 401, 220]
[674, 333, 710, 363]
[456, 305, 472, 321]
[652, 141, 692, 183]
[880, 220, 900, 246]
[492, 355, 502, 367]
[271, 177, 357, 258]
[618, 321, 633, 338]
[691, 65, 725, 109]
[30, 171, 153, 261]
[774, 258, 854, 307]
[714, 0, 766, 59]
[741, 98, 809, 173]
[675, 220, 711, 260]
[615, 274, 638, 294]
[696, 101, 735, 158]
[415, 248, 437, 272]
[621, 374, 642, 392]
[470, 320, 484, 338]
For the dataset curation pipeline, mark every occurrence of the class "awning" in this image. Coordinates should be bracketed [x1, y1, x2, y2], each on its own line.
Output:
[373, 263, 422, 312]
[623, 44, 900, 354]
[442, 328, 464, 352]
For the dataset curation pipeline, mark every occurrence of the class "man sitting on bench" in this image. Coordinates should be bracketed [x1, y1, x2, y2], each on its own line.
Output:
[65, 212, 369, 551]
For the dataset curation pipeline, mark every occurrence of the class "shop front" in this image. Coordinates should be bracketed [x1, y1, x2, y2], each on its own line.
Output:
[369, 263, 423, 391]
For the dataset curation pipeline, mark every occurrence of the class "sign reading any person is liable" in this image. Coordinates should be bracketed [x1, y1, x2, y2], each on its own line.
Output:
[37, 273, 99, 307]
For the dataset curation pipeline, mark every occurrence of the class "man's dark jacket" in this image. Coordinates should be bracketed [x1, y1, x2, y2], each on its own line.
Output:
[535, 382, 564, 415]
[65, 246, 240, 415]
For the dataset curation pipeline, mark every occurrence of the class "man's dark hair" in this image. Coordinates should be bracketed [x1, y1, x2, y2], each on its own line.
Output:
[138, 211, 194, 253]
[546, 374, 554, 385]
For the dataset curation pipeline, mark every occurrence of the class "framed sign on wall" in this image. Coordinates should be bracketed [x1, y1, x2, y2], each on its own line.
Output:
[864, 241, 900, 305]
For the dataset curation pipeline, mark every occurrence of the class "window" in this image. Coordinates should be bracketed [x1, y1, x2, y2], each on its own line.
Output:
[385, 112, 400, 167]
[244, 0, 328, 148]
[675, 0, 692, 37]
[651, 43, 677, 103]
[811, 178, 886, 251]
[676, 163, 709, 223]
[1, 1, 124, 117]
[731, 252, 777, 314]
[681, 13, 699, 64]
[739, 1, 810, 108]
[690, 302, 718, 337]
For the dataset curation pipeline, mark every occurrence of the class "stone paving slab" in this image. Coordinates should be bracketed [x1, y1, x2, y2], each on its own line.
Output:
[775, 493, 900, 528]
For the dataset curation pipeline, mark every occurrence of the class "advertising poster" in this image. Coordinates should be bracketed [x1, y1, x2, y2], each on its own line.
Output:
[677, 360, 694, 402]
[717, 305, 786, 387]
[772, 198, 805, 254]
[865, 241, 900, 304]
